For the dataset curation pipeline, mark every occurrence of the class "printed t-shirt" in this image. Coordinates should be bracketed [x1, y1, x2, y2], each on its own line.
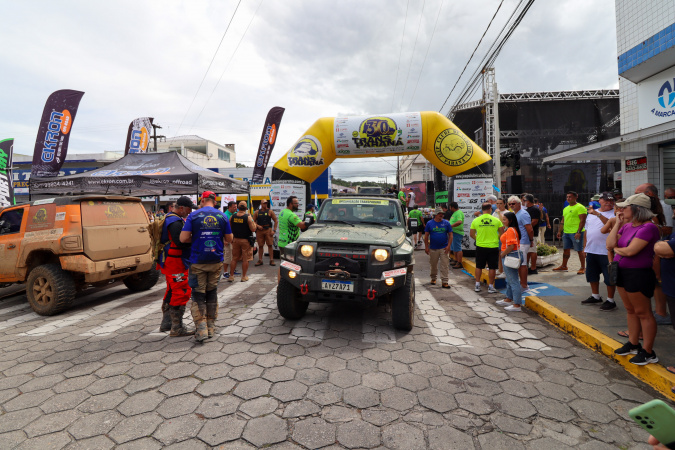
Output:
[470, 213, 502, 248]
[526, 206, 541, 227]
[408, 209, 423, 227]
[613, 222, 660, 269]
[515, 208, 531, 245]
[500, 227, 520, 252]
[408, 192, 416, 208]
[563, 203, 587, 234]
[539, 207, 548, 227]
[183, 206, 231, 265]
[449, 210, 465, 235]
[424, 219, 452, 250]
[278, 208, 302, 248]
[398, 191, 406, 203]
[660, 234, 675, 297]
[584, 210, 615, 255]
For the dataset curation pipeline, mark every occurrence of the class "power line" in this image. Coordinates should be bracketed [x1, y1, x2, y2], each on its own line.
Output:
[390, 0, 410, 112]
[398, 0, 426, 112]
[176, 0, 243, 136]
[438, 0, 505, 113]
[188, 0, 263, 133]
[406, 0, 445, 110]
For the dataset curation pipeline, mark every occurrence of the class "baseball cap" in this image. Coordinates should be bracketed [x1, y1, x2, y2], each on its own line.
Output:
[599, 191, 615, 201]
[201, 191, 216, 200]
[176, 196, 198, 209]
[612, 188, 623, 198]
[307, 203, 315, 209]
[434, 207, 444, 215]
[616, 193, 651, 209]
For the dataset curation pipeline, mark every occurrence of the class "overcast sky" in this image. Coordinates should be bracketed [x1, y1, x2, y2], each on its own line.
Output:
[0, 0, 618, 180]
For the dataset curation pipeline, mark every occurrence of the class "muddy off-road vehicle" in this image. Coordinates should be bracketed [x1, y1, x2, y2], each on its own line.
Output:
[0, 195, 159, 315]
[278, 196, 416, 330]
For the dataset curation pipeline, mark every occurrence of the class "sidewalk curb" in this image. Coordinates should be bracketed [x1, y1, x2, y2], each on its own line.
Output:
[454, 254, 675, 400]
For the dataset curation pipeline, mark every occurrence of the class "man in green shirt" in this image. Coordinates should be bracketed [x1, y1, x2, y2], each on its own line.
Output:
[555, 191, 587, 274]
[278, 196, 308, 249]
[398, 188, 407, 213]
[470, 203, 503, 293]
[449, 202, 465, 268]
[407, 205, 424, 247]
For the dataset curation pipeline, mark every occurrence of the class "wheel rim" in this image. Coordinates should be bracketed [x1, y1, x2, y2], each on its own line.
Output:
[32, 276, 54, 306]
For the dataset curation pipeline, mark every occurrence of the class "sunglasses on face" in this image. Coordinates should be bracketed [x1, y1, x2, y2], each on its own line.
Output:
[508, 202, 517, 206]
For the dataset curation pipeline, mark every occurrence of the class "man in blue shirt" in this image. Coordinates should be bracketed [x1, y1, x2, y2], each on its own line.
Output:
[424, 207, 453, 289]
[509, 196, 533, 291]
[655, 233, 675, 379]
[181, 191, 233, 342]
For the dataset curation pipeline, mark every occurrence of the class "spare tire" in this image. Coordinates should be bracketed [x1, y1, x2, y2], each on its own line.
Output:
[123, 267, 160, 292]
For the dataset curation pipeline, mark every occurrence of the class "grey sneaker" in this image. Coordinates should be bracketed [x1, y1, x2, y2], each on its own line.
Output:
[487, 286, 498, 294]
[653, 312, 671, 325]
[474, 284, 481, 292]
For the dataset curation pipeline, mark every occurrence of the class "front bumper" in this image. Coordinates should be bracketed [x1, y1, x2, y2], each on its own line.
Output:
[59, 253, 155, 283]
[280, 262, 409, 302]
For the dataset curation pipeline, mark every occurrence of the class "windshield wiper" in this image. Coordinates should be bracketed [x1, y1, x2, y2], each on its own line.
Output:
[321, 219, 355, 227]
[359, 221, 393, 229]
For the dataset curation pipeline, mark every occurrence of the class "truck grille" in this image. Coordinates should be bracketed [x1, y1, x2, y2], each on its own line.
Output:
[315, 245, 369, 276]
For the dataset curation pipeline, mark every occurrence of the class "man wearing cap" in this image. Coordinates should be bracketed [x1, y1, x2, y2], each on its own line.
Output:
[158, 196, 196, 336]
[582, 192, 617, 311]
[555, 191, 587, 274]
[230, 201, 257, 282]
[470, 203, 503, 294]
[424, 207, 453, 288]
[304, 204, 317, 226]
[398, 187, 407, 213]
[180, 191, 233, 341]
[253, 200, 277, 266]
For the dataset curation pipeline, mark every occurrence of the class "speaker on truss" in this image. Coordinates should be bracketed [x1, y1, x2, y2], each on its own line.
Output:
[426, 180, 434, 206]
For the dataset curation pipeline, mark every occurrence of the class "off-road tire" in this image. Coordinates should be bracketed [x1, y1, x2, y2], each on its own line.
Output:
[391, 273, 415, 331]
[26, 264, 76, 316]
[123, 267, 160, 292]
[277, 278, 308, 320]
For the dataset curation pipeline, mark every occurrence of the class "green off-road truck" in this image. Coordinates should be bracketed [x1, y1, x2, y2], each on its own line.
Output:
[278, 196, 416, 330]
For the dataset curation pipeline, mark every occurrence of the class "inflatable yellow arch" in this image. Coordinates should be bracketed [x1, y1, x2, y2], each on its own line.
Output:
[273, 111, 491, 183]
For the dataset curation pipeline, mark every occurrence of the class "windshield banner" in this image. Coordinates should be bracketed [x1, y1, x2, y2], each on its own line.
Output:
[31, 89, 85, 178]
[125, 117, 154, 154]
[252, 106, 285, 185]
[0, 138, 14, 206]
[273, 111, 491, 183]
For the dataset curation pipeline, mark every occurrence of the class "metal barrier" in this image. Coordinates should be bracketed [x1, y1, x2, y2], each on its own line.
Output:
[552, 218, 561, 247]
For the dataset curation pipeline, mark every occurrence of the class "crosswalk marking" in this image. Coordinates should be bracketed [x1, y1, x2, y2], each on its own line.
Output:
[0, 303, 31, 316]
[415, 278, 470, 347]
[19, 285, 165, 336]
[0, 312, 40, 331]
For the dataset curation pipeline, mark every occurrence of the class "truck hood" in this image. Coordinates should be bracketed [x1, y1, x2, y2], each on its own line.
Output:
[298, 225, 406, 246]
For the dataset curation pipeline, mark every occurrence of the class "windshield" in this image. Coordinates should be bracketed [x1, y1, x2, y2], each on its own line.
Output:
[318, 199, 401, 225]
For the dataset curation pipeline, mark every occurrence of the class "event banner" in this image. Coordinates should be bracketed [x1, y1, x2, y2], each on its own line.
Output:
[31, 89, 85, 178]
[0, 138, 15, 206]
[252, 107, 285, 185]
[125, 117, 154, 155]
[274, 111, 491, 183]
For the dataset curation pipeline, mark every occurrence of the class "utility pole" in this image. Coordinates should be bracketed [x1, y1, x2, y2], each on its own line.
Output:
[151, 123, 165, 153]
[397, 156, 400, 188]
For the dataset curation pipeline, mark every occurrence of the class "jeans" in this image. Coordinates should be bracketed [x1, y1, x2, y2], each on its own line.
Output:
[502, 252, 523, 305]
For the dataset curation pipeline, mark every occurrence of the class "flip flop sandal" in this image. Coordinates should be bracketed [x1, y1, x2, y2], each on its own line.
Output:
[269, 261, 276, 266]
[667, 366, 675, 375]
[552, 266, 568, 271]
[577, 269, 585, 275]
[617, 330, 643, 340]
[255, 261, 263, 266]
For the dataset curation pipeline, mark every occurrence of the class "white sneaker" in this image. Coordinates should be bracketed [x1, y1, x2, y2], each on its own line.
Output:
[496, 272, 506, 279]
[504, 305, 522, 312]
[496, 300, 513, 306]
[474, 284, 481, 292]
[488, 286, 497, 294]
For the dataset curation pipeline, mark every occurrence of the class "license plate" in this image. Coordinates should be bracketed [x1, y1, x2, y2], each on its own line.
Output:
[321, 280, 354, 292]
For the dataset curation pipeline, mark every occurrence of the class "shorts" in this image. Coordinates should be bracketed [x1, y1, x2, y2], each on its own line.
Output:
[586, 253, 613, 285]
[475, 246, 499, 270]
[616, 267, 656, 298]
[232, 238, 254, 262]
[519, 244, 530, 265]
[451, 233, 463, 253]
[528, 237, 538, 253]
[223, 242, 232, 265]
[257, 228, 274, 247]
[188, 262, 223, 294]
[562, 232, 584, 252]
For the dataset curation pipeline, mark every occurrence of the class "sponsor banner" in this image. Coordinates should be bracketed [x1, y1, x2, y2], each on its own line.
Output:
[252, 107, 285, 185]
[332, 199, 389, 205]
[638, 65, 675, 130]
[31, 89, 85, 178]
[434, 191, 449, 204]
[0, 139, 14, 206]
[273, 111, 490, 184]
[125, 117, 154, 154]
[381, 268, 407, 279]
[625, 156, 647, 172]
[333, 112, 422, 156]
[280, 260, 301, 272]
[453, 177, 493, 251]
[270, 181, 306, 217]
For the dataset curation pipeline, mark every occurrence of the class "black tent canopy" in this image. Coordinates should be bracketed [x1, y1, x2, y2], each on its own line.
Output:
[30, 152, 249, 196]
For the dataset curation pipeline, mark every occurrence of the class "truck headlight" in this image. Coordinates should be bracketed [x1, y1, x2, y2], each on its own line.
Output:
[373, 249, 389, 262]
[300, 245, 314, 258]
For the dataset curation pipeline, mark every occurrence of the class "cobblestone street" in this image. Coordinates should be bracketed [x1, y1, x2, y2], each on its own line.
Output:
[0, 255, 661, 449]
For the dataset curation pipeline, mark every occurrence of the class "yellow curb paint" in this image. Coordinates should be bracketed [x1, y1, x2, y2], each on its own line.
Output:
[451, 254, 675, 400]
[525, 295, 675, 401]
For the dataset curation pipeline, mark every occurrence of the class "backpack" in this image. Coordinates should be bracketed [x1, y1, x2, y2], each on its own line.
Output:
[148, 213, 178, 263]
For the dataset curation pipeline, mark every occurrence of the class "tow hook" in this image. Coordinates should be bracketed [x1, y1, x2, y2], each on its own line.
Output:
[300, 283, 309, 295]
[367, 288, 377, 301]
